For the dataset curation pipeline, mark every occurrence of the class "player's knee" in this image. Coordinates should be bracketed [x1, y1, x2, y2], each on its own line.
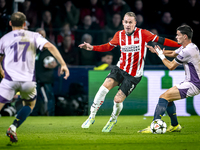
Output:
[24, 100, 36, 110]
[114, 99, 122, 103]
[103, 78, 117, 90]
[159, 93, 171, 102]
[114, 96, 124, 103]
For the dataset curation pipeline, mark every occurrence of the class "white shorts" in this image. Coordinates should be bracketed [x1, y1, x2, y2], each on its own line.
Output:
[175, 81, 200, 98]
[0, 79, 36, 103]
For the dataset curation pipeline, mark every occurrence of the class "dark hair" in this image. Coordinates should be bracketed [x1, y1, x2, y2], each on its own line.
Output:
[11, 12, 26, 27]
[177, 25, 193, 39]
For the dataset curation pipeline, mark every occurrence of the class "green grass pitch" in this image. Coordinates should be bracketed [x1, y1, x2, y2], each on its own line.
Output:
[0, 116, 200, 150]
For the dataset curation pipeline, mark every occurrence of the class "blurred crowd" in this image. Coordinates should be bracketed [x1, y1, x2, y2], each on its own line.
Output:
[1, 0, 200, 66]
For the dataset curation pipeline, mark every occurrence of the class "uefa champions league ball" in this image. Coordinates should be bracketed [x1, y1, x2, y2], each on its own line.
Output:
[150, 119, 167, 134]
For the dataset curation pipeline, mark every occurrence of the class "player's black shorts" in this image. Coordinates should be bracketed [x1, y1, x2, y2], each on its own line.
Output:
[106, 66, 142, 97]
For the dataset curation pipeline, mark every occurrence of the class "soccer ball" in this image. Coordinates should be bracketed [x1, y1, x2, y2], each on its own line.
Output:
[150, 119, 167, 134]
[43, 56, 55, 66]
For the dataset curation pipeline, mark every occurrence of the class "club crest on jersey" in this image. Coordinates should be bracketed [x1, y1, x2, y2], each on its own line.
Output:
[121, 45, 140, 52]
[134, 37, 139, 41]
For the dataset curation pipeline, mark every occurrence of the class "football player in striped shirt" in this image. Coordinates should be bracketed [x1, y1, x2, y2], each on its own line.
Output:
[79, 12, 181, 132]
[0, 12, 69, 142]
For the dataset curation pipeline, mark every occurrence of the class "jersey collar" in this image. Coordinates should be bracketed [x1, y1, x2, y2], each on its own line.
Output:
[125, 27, 137, 36]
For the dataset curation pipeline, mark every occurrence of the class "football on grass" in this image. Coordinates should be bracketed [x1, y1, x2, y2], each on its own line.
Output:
[150, 119, 167, 134]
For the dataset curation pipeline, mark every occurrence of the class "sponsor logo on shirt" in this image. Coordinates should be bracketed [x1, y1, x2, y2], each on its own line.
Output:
[121, 45, 140, 52]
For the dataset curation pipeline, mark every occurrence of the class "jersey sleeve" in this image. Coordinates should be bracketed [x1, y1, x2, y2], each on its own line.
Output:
[35, 33, 49, 50]
[142, 29, 157, 43]
[148, 29, 181, 48]
[93, 31, 119, 52]
[175, 47, 182, 54]
[109, 31, 120, 46]
[175, 48, 190, 64]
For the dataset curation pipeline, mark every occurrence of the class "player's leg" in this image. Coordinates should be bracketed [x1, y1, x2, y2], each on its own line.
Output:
[0, 79, 20, 142]
[81, 66, 121, 128]
[166, 101, 179, 129]
[166, 82, 200, 132]
[12, 99, 36, 128]
[7, 81, 36, 142]
[102, 89, 125, 132]
[89, 78, 117, 118]
[81, 77, 118, 128]
[166, 104, 182, 132]
[111, 90, 125, 120]
[0, 79, 16, 111]
[153, 86, 181, 120]
[138, 86, 181, 133]
[0, 102, 5, 111]
[102, 76, 141, 132]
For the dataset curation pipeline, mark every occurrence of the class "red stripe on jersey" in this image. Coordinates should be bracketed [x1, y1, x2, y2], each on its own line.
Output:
[121, 32, 126, 46]
[131, 52, 139, 76]
[120, 52, 126, 70]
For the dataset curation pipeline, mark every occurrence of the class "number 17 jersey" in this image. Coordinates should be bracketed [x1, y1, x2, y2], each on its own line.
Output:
[0, 29, 48, 81]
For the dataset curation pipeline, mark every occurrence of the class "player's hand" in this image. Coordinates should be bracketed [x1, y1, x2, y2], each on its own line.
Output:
[154, 45, 165, 55]
[78, 42, 93, 51]
[154, 45, 166, 60]
[146, 45, 156, 53]
[60, 65, 70, 80]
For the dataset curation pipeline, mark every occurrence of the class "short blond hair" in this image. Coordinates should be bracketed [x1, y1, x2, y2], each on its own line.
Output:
[124, 12, 136, 21]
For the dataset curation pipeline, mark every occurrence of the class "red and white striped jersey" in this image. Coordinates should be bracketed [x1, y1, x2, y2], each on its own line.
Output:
[93, 27, 157, 77]
[113, 28, 157, 77]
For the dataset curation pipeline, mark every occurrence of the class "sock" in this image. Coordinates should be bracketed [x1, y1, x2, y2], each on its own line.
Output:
[167, 101, 178, 126]
[12, 106, 32, 128]
[89, 85, 109, 118]
[153, 98, 168, 120]
[110, 102, 123, 121]
[9, 124, 16, 132]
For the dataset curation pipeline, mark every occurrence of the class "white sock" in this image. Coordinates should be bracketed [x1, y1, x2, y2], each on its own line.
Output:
[110, 102, 123, 121]
[89, 85, 109, 118]
[10, 124, 17, 132]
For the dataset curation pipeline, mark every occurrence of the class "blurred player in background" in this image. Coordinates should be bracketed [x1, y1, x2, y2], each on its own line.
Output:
[31, 28, 58, 116]
[0, 12, 69, 143]
[79, 12, 181, 132]
[139, 25, 200, 133]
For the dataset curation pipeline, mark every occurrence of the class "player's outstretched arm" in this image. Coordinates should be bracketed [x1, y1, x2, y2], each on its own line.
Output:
[78, 42, 93, 51]
[146, 45, 156, 53]
[163, 50, 178, 58]
[43, 42, 70, 80]
[154, 45, 179, 70]
[146, 45, 178, 58]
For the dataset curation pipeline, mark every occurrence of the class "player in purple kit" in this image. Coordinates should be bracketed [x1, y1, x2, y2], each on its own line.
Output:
[139, 25, 200, 133]
[0, 12, 69, 142]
